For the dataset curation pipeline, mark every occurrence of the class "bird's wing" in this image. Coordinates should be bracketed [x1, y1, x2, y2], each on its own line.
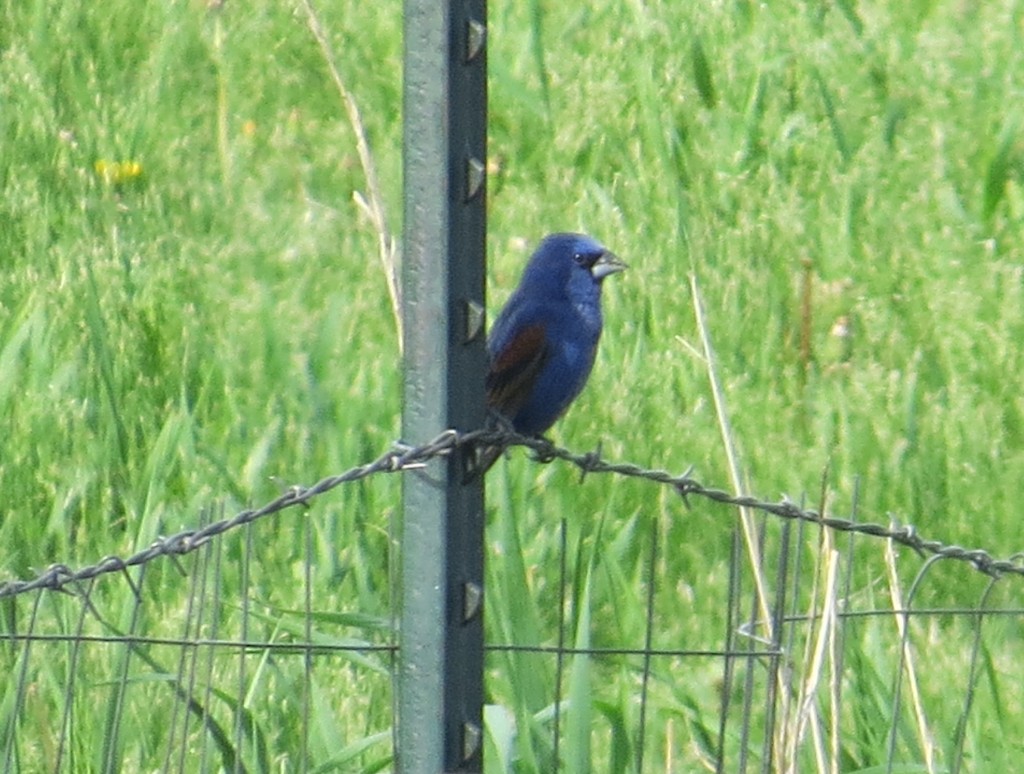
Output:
[486, 322, 550, 422]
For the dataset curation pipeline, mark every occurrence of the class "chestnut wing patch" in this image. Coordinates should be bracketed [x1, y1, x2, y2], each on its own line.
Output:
[486, 323, 549, 421]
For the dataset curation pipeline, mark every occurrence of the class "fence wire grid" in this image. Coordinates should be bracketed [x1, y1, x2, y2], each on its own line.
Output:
[1, 429, 1022, 773]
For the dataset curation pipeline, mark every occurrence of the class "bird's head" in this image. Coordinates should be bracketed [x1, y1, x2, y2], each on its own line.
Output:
[519, 233, 627, 300]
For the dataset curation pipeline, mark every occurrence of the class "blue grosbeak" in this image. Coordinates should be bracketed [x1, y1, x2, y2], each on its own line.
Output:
[482, 233, 626, 469]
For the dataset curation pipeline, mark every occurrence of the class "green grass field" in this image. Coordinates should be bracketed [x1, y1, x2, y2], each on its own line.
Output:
[2, 0, 1023, 771]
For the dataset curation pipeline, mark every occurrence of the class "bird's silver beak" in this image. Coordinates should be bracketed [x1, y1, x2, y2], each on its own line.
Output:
[591, 250, 628, 280]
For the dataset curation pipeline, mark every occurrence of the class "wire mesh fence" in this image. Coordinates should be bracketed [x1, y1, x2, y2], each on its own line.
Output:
[1, 429, 1021, 772]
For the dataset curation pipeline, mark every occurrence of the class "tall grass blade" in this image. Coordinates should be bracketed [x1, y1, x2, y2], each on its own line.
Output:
[565, 564, 593, 774]
[691, 37, 718, 109]
[982, 115, 1020, 222]
[813, 69, 852, 165]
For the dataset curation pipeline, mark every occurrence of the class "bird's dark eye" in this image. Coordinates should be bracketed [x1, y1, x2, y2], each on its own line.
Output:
[573, 252, 594, 267]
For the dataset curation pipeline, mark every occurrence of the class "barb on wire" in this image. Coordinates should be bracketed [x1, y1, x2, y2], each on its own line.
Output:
[2, 428, 1023, 599]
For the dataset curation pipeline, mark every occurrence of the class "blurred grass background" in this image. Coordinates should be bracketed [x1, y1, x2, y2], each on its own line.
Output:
[2, 0, 1023, 771]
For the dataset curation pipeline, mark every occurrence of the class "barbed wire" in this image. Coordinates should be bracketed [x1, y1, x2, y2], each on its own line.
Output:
[0, 429, 460, 599]
[2, 428, 1023, 599]
[501, 432, 1024, 578]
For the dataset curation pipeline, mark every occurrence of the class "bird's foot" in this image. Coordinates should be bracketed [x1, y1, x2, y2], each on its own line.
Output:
[526, 434, 558, 463]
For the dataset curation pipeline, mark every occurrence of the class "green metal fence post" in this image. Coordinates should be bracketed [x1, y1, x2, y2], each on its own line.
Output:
[400, 0, 487, 771]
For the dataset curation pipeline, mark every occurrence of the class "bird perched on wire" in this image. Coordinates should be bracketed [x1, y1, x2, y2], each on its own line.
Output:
[480, 232, 626, 471]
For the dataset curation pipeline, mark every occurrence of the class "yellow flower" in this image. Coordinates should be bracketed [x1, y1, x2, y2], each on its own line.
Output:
[94, 159, 143, 184]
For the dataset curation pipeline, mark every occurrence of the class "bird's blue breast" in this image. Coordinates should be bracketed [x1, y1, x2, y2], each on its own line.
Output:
[488, 294, 602, 435]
